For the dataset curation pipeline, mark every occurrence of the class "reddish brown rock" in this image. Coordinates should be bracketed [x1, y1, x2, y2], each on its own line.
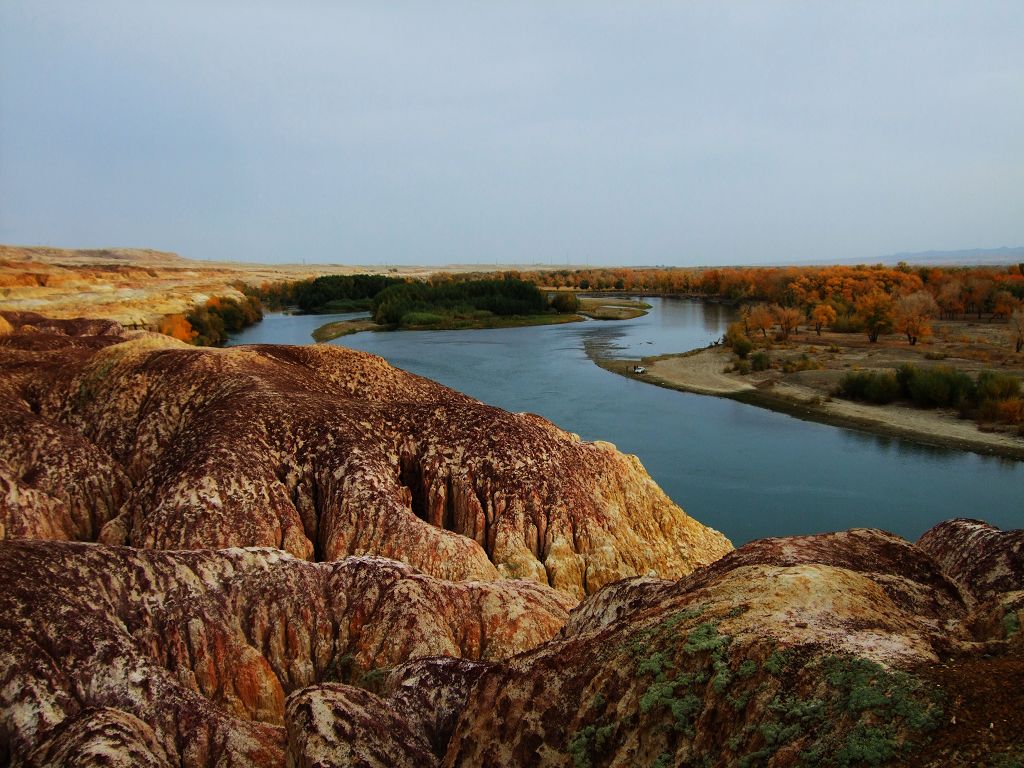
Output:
[3, 523, 1022, 766]
[285, 659, 489, 768]
[443, 525, 1022, 767]
[0, 406, 129, 541]
[23, 709, 174, 768]
[0, 314, 731, 596]
[918, 517, 1024, 650]
[917, 517, 1024, 602]
[0, 539, 571, 766]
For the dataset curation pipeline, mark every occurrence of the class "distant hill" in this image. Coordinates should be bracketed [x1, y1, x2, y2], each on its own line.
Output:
[0, 245, 188, 266]
[783, 246, 1024, 268]
[880, 246, 1024, 266]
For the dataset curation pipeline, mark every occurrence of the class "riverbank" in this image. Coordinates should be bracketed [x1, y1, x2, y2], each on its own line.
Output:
[595, 344, 1024, 461]
[312, 312, 583, 342]
[576, 297, 651, 320]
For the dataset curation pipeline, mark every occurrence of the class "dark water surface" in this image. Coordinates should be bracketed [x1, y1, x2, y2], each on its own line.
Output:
[230, 298, 1023, 545]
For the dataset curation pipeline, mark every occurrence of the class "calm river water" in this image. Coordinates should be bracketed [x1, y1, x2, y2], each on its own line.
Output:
[229, 298, 1023, 545]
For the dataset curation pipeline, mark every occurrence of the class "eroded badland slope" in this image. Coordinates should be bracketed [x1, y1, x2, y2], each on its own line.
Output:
[0, 315, 1020, 767]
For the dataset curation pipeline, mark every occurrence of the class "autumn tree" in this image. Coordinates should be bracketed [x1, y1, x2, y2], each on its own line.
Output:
[810, 303, 837, 335]
[1011, 308, 1024, 354]
[854, 289, 893, 343]
[747, 304, 775, 338]
[158, 314, 197, 343]
[935, 280, 965, 320]
[893, 290, 938, 346]
[964, 276, 994, 319]
[992, 290, 1022, 322]
[773, 306, 803, 340]
[738, 305, 751, 335]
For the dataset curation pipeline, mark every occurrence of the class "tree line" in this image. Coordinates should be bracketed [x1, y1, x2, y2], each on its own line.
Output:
[237, 274, 406, 313]
[511, 263, 1024, 351]
[158, 294, 263, 346]
[372, 278, 550, 326]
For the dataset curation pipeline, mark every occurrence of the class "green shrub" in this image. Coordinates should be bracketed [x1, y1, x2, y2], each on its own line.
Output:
[905, 366, 974, 408]
[401, 312, 445, 326]
[295, 274, 406, 313]
[838, 370, 901, 404]
[550, 292, 580, 313]
[725, 322, 754, 358]
[732, 335, 754, 359]
[373, 278, 548, 325]
[320, 297, 373, 312]
[975, 371, 1021, 402]
[830, 313, 864, 333]
[751, 351, 771, 371]
[782, 353, 820, 373]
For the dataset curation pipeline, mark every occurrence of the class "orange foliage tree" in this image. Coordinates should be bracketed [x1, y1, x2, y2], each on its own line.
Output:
[810, 303, 837, 335]
[992, 290, 1021, 322]
[158, 314, 197, 343]
[893, 291, 938, 346]
[747, 304, 775, 338]
[1011, 309, 1024, 354]
[854, 290, 894, 343]
[773, 306, 803, 340]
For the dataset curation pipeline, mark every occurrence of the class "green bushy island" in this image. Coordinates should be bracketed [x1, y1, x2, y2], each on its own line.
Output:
[297, 276, 585, 340]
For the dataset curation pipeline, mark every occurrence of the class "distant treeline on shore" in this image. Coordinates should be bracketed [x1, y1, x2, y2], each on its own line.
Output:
[159, 262, 1024, 347]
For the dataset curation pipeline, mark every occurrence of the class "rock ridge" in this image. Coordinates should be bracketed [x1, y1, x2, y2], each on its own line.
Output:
[0, 312, 732, 596]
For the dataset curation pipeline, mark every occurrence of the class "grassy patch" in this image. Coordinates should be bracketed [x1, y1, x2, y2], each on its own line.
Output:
[311, 318, 380, 342]
[568, 722, 616, 768]
[1003, 608, 1020, 639]
[577, 297, 652, 321]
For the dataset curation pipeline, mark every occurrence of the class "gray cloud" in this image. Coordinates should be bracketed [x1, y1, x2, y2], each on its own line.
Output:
[1, 1, 1021, 265]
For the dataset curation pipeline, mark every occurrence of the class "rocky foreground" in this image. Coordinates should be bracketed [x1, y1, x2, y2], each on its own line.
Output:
[0, 314, 1021, 766]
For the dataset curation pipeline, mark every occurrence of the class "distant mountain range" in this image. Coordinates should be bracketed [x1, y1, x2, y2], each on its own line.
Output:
[880, 246, 1024, 265]
[791, 246, 1024, 267]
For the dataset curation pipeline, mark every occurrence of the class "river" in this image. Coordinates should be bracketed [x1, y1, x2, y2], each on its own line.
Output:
[228, 298, 1023, 545]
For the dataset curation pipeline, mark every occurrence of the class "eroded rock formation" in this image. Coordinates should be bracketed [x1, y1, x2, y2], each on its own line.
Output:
[3, 522, 1020, 766]
[2, 314, 1021, 766]
[0, 312, 731, 596]
[443, 525, 1024, 767]
[0, 540, 571, 767]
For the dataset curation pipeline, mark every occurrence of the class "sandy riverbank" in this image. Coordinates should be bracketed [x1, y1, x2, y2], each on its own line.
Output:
[597, 346, 1024, 461]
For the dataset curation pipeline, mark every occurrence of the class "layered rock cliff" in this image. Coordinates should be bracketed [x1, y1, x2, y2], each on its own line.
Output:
[0, 312, 731, 596]
[0, 540, 572, 767]
[2, 314, 1021, 766]
[442, 524, 1023, 767]
[1, 523, 1020, 766]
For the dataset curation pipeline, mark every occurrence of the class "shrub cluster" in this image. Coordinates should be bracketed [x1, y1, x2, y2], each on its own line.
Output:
[550, 292, 581, 314]
[185, 295, 263, 346]
[292, 274, 407, 314]
[372, 279, 549, 326]
[238, 280, 295, 310]
[782, 353, 821, 374]
[829, 313, 865, 334]
[839, 365, 1022, 423]
[751, 351, 772, 372]
[724, 322, 754, 359]
[896, 365, 973, 409]
[837, 370, 901, 404]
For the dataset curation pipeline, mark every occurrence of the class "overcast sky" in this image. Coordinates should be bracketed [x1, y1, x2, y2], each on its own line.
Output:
[1, 2, 1022, 266]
